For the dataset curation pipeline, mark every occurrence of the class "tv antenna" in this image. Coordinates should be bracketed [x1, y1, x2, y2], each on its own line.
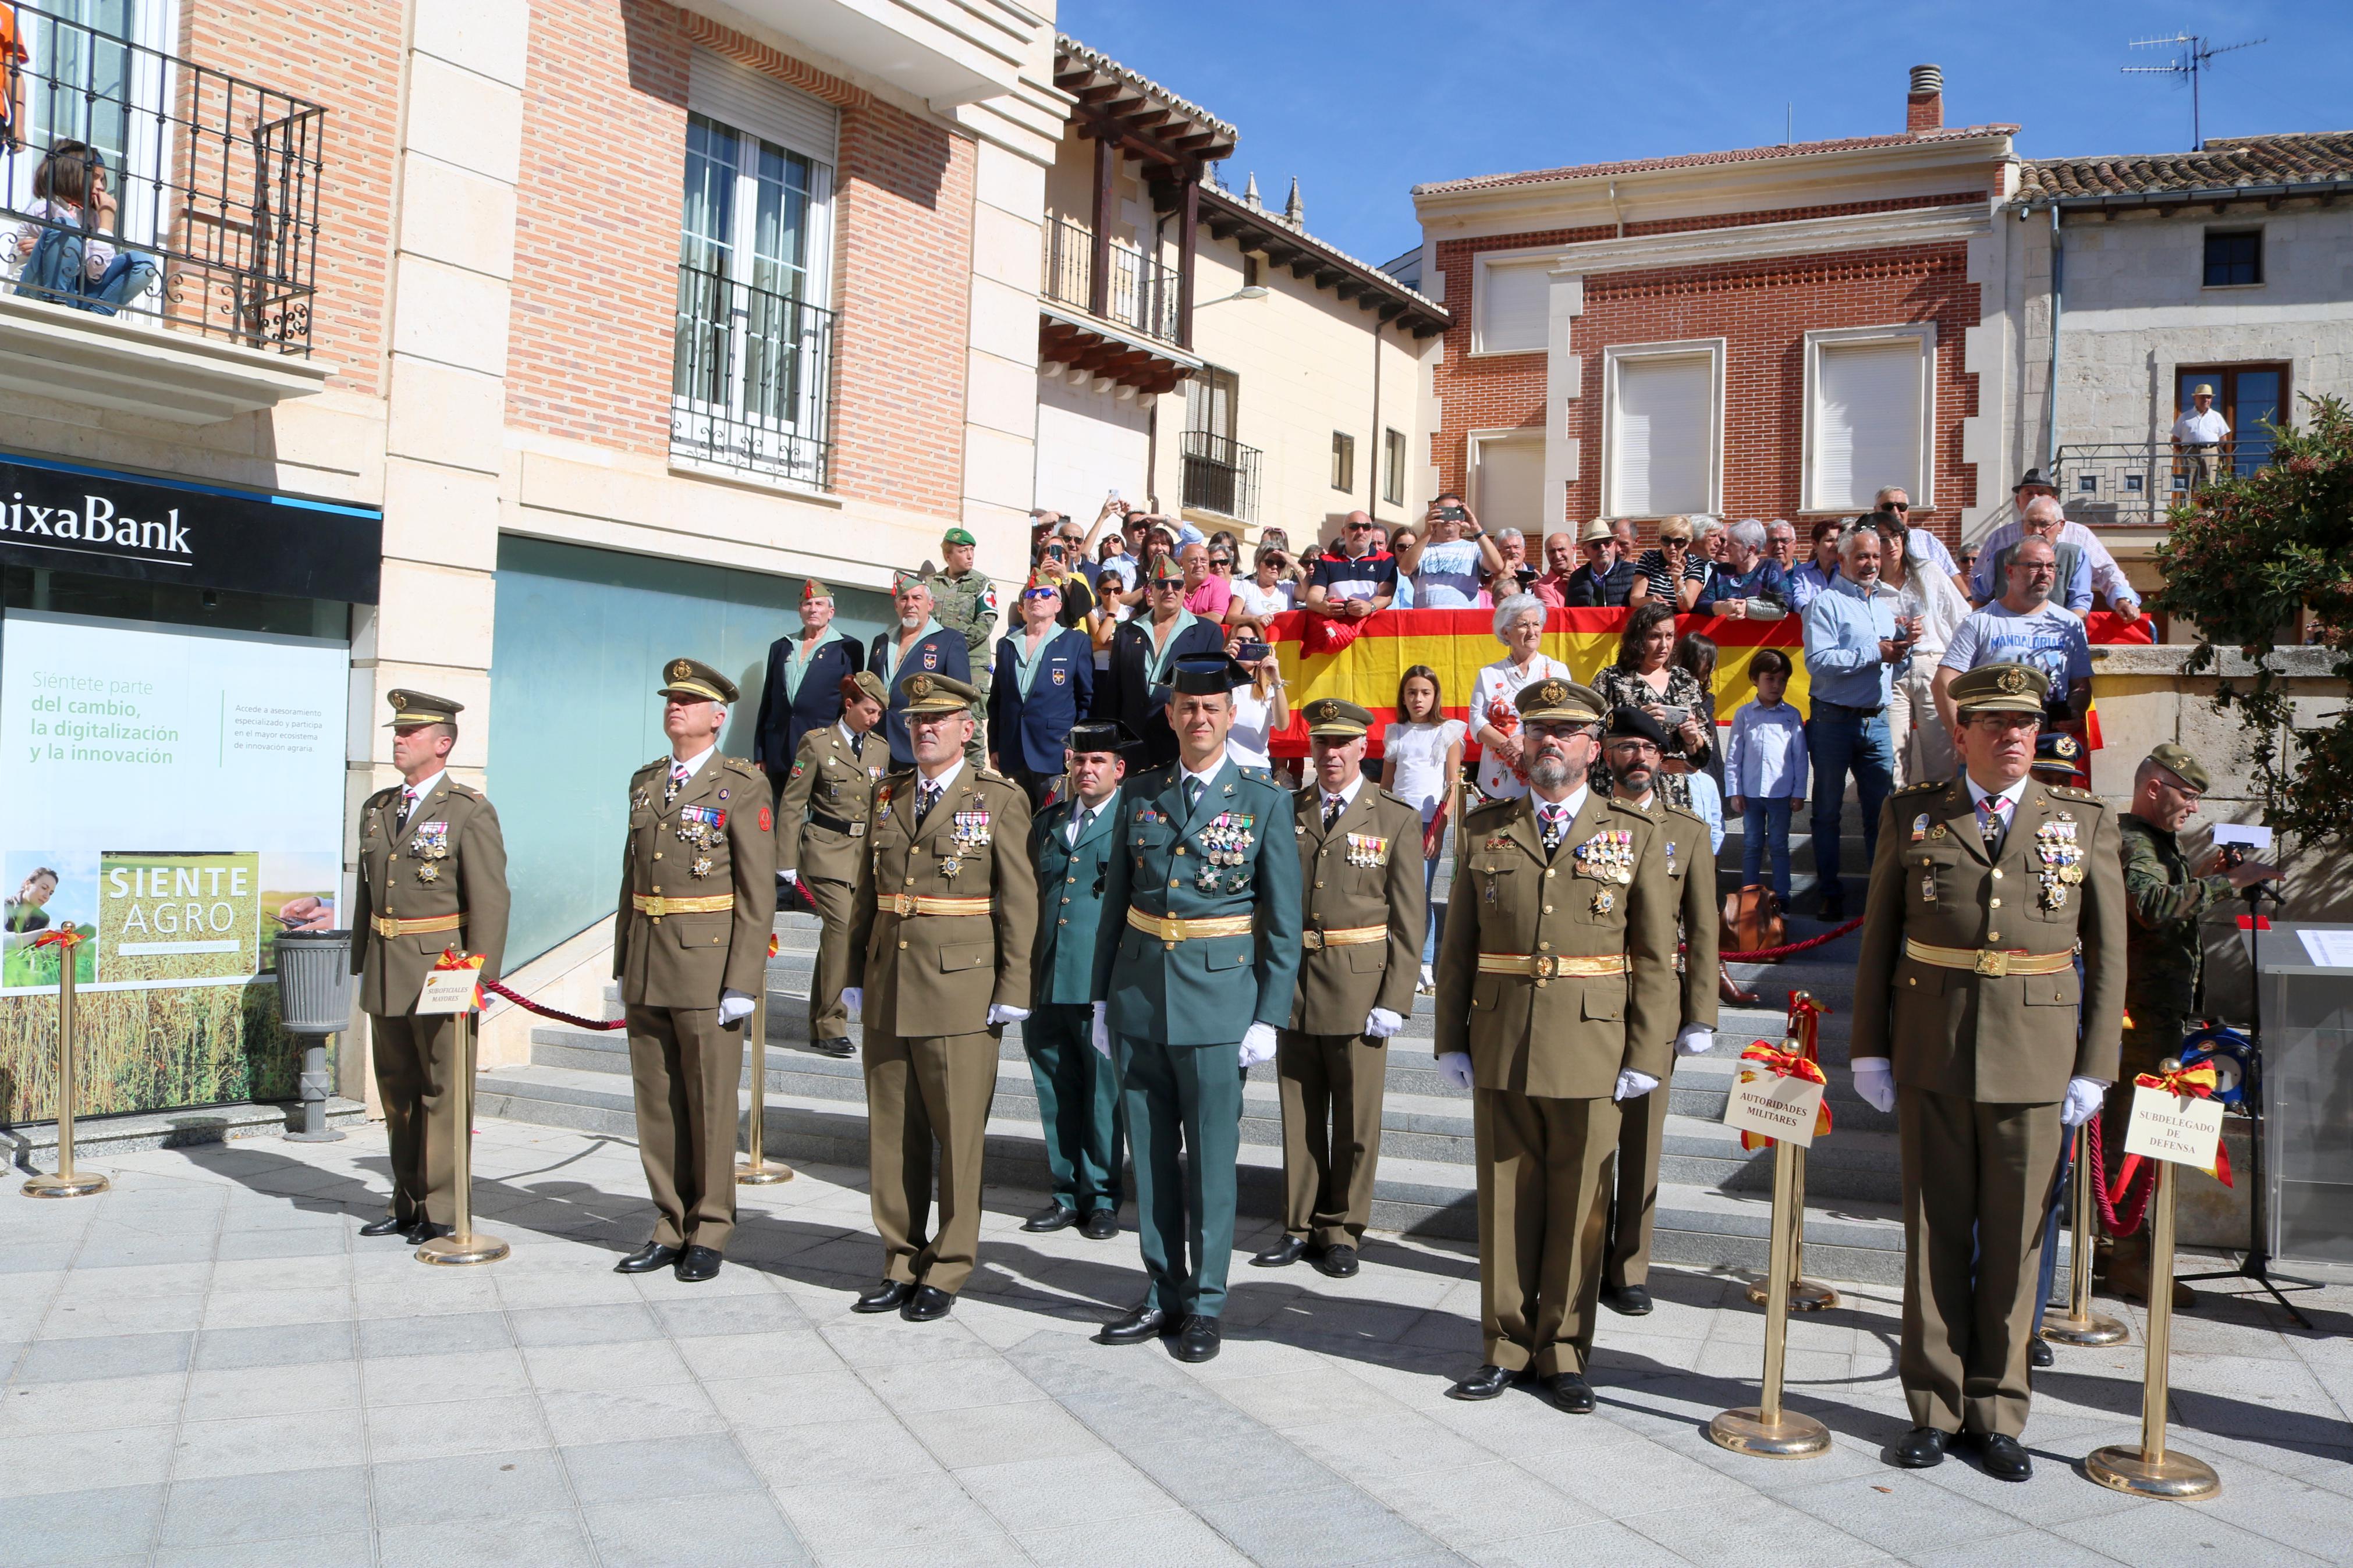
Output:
[2122, 33, 2265, 150]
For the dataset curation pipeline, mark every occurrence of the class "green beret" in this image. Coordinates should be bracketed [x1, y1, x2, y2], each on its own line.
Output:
[2147, 741, 2210, 795]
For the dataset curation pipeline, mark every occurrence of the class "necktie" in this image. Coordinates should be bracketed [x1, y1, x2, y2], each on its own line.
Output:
[916, 781, 942, 827]
[1323, 794, 1345, 829]
[851, 733, 864, 761]
[1067, 805, 1092, 849]
[665, 763, 687, 806]
[396, 787, 417, 831]
[1185, 778, 1203, 812]
[1977, 795, 2012, 853]
[1540, 806, 1567, 853]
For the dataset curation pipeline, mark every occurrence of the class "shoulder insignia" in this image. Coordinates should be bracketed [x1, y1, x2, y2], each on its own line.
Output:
[1893, 779, 1945, 796]
[1237, 766, 1277, 787]
[1377, 788, 1418, 813]
[722, 755, 758, 776]
[1665, 802, 1707, 826]
[1464, 796, 1516, 820]
[975, 766, 1013, 785]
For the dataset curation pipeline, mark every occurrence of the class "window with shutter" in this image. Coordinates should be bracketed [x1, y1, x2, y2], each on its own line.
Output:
[1608, 354, 1712, 517]
[1474, 260, 1550, 354]
[1812, 340, 1923, 512]
[1471, 433, 1545, 534]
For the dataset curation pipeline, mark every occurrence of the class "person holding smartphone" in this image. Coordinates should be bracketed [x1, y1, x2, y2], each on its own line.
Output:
[1223, 618, 1289, 770]
[1398, 495, 1503, 607]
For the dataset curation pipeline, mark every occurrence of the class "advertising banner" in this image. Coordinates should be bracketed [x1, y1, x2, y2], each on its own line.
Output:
[0, 610, 347, 1119]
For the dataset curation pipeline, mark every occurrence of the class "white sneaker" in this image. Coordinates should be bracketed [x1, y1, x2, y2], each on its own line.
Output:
[1418, 962, 1435, 994]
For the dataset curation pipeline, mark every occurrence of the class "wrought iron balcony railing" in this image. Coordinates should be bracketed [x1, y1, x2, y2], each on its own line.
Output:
[671, 261, 835, 489]
[1042, 215, 1180, 345]
[1180, 429, 1259, 524]
[2054, 438, 2277, 527]
[0, 3, 324, 351]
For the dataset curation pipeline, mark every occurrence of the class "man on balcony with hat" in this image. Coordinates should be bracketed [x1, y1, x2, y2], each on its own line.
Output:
[1094, 653, 1301, 1364]
[611, 659, 776, 1284]
[2170, 384, 2231, 491]
[350, 689, 510, 1248]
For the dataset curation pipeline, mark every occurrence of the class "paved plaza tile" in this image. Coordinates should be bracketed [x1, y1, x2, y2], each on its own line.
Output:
[0, 1118, 2347, 1567]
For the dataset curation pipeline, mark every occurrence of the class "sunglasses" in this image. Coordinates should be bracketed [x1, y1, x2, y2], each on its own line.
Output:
[1151, 579, 1183, 591]
[1346, 521, 1375, 532]
[1209, 557, 1232, 568]
[1882, 502, 1910, 513]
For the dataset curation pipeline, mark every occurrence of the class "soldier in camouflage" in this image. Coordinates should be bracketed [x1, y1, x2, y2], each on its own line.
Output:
[2109, 741, 2279, 1303]
[927, 527, 999, 759]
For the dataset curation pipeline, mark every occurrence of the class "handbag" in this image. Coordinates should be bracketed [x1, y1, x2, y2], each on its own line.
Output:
[1722, 884, 1784, 955]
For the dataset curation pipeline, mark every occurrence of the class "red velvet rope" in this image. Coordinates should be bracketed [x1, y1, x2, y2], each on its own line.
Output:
[481, 980, 627, 1032]
[2085, 1108, 2157, 1237]
[1719, 915, 1865, 963]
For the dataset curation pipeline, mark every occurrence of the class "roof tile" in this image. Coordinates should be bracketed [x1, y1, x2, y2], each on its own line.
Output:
[2016, 130, 2353, 200]
[1414, 125, 2018, 197]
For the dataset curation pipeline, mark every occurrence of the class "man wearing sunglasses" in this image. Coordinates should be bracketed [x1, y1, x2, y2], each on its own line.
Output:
[1873, 487, 1974, 607]
[1303, 511, 1398, 621]
[1933, 536, 2092, 739]
[1095, 554, 1226, 769]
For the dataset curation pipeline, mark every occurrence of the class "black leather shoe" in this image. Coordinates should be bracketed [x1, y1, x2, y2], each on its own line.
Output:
[1890, 1427, 1948, 1469]
[1096, 1299, 1171, 1345]
[902, 1284, 954, 1322]
[853, 1279, 914, 1314]
[1817, 888, 1847, 920]
[811, 1037, 856, 1058]
[1023, 1201, 1081, 1233]
[1446, 1364, 1516, 1402]
[1170, 1314, 1221, 1363]
[360, 1215, 410, 1238]
[404, 1221, 454, 1246]
[1541, 1373, 1596, 1414]
[614, 1242, 683, 1275]
[2028, 1337, 2055, 1369]
[674, 1245, 723, 1283]
[1080, 1209, 1120, 1241]
[1600, 1283, 1653, 1316]
[1968, 1431, 2033, 1482]
[1252, 1235, 1311, 1268]
[1310, 1244, 1360, 1279]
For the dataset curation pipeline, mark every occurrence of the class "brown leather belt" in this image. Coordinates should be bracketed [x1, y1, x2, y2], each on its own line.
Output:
[1301, 924, 1386, 951]
[876, 893, 992, 917]
[1904, 938, 2073, 978]
[371, 913, 463, 938]
[1125, 908, 1254, 945]
[1475, 952, 1628, 979]
[631, 893, 735, 918]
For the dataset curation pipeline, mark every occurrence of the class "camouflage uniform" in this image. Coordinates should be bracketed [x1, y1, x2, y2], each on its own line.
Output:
[927, 562, 998, 757]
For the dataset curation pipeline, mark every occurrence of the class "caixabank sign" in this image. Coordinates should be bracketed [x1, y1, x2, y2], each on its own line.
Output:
[0, 450, 384, 603]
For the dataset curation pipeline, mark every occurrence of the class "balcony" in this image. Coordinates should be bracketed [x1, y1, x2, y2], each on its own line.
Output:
[2054, 438, 2277, 528]
[1037, 216, 1196, 396]
[0, 5, 332, 422]
[671, 261, 836, 490]
[1180, 430, 1259, 525]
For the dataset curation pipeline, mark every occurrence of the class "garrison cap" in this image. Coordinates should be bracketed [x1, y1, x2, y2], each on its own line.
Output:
[1516, 677, 1605, 726]
[2146, 740, 2210, 795]
[1166, 653, 1248, 696]
[899, 672, 978, 716]
[1148, 553, 1186, 585]
[843, 670, 888, 707]
[893, 563, 935, 595]
[659, 658, 737, 705]
[1066, 720, 1138, 756]
[801, 578, 831, 604]
[942, 527, 977, 547]
[1303, 697, 1373, 741]
[1605, 705, 1672, 748]
[2031, 731, 2084, 778]
[1021, 570, 1062, 597]
[1947, 661, 2047, 716]
[384, 689, 463, 727]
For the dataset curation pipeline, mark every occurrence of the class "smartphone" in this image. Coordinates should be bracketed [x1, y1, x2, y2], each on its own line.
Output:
[1107, 487, 1120, 502]
[1234, 641, 1271, 664]
[1439, 505, 1466, 522]
[1657, 705, 1690, 728]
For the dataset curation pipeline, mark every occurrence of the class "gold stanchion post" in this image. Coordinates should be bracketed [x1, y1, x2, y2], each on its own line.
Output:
[24, 933, 107, 1199]
[1709, 1134, 1832, 1458]
[1748, 998, 1837, 1312]
[2041, 1121, 2127, 1347]
[417, 1009, 509, 1265]
[737, 984, 791, 1185]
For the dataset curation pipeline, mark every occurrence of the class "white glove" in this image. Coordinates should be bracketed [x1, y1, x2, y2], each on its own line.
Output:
[1674, 1025, 1714, 1057]
[986, 1003, 1030, 1027]
[841, 986, 863, 1019]
[718, 990, 755, 1025]
[1852, 1057, 1897, 1114]
[1238, 1022, 1279, 1069]
[779, 869, 798, 888]
[1091, 1001, 1110, 1059]
[2060, 1075, 2110, 1128]
[1364, 1007, 1404, 1040]
[1438, 1051, 1475, 1091]
[1613, 1068, 1660, 1102]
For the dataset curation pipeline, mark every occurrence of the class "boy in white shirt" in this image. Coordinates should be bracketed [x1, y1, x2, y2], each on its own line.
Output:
[1724, 649, 1808, 901]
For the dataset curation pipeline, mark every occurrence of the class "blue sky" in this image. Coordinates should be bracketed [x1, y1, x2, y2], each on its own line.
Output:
[1056, 0, 2353, 268]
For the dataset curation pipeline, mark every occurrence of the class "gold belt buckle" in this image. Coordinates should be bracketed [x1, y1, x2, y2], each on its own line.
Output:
[1301, 930, 1325, 951]
[1532, 954, 1559, 980]
[1975, 949, 2011, 978]
[850, 823, 866, 837]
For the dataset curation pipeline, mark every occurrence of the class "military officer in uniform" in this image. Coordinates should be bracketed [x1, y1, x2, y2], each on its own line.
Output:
[1434, 678, 1679, 1413]
[927, 527, 999, 758]
[350, 690, 510, 1246]
[842, 673, 1037, 1321]
[1022, 720, 1135, 1239]
[1096, 654, 1301, 1363]
[1252, 697, 1422, 1278]
[612, 659, 778, 1283]
[775, 671, 889, 1059]
[1596, 706, 1719, 1316]
[1851, 662, 2123, 1480]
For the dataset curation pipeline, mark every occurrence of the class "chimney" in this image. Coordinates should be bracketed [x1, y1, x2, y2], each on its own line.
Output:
[1907, 63, 1943, 133]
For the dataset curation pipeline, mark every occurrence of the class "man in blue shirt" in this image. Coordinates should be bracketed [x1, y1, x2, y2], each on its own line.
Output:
[1801, 528, 1908, 919]
[1694, 520, 1789, 618]
[1786, 519, 1844, 612]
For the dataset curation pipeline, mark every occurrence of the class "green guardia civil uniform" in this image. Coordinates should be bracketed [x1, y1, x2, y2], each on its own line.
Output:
[775, 672, 888, 1046]
[350, 690, 511, 1231]
[614, 660, 778, 1257]
[1099, 699, 1302, 1321]
[1852, 662, 2123, 1439]
[1280, 698, 1425, 1250]
[846, 673, 1037, 1296]
[1024, 723, 1132, 1219]
[1433, 678, 1680, 1378]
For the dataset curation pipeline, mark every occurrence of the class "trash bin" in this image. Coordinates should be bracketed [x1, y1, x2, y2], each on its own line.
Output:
[274, 928, 354, 1140]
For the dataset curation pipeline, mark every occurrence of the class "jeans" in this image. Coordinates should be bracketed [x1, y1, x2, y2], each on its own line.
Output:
[15, 228, 158, 316]
[1419, 820, 1447, 966]
[1741, 797, 1794, 901]
[1807, 703, 1894, 904]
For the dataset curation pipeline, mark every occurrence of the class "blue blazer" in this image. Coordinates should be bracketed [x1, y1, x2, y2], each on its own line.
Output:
[988, 627, 1095, 775]
[869, 625, 971, 769]
[1030, 792, 1122, 1008]
[1094, 614, 1228, 770]
[753, 631, 865, 775]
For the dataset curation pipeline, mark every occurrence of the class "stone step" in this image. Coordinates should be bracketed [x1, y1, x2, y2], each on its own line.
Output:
[2, 1097, 370, 1169]
[474, 1061, 1918, 1282]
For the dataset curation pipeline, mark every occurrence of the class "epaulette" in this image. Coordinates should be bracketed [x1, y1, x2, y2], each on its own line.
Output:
[721, 755, 759, 777]
[1664, 801, 1707, 826]
[2046, 785, 2104, 805]
[1378, 787, 1419, 814]
[1894, 777, 1946, 794]
[446, 782, 481, 799]
[635, 755, 668, 775]
[1235, 766, 1278, 787]
[975, 766, 1014, 785]
[1464, 794, 1517, 820]
[1606, 797, 1652, 818]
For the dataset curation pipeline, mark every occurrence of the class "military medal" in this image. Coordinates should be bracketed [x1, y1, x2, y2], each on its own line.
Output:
[952, 809, 992, 851]
[1573, 830, 1633, 885]
[1345, 833, 1388, 867]
[1929, 823, 1949, 841]
[1910, 812, 1930, 844]
[1591, 888, 1615, 915]
[691, 857, 713, 879]
[1920, 863, 1937, 902]
[633, 788, 651, 812]
[416, 863, 440, 884]
[676, 805, 727, 851]
[2036, 818, 2082, 910]
[1663, 840, 1678, 878]
[940, 855, 963, 878]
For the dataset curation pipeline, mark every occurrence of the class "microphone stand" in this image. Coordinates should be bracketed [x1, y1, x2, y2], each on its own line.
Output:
[2174, 879, 2316, 1328]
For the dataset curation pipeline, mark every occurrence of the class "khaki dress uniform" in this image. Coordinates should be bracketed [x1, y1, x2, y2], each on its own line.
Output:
[1603, 793, 1719, 1293]
[1434, 680, 1680, 1379]
[1852, 663, 2123, 1440]
[775, 677, 887, 1049]
[1277, 699, 1425, 1254]
[613, 660, 778, 1258]
[349, 691, 510, 1232]
[846, 674, 1038, 1297]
